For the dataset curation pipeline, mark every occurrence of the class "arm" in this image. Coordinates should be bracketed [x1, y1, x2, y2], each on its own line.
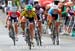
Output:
[19, 11, 25, 22]
[6, 15, 9, 24]
[33, 12, 38, 21]
[58, 9, 62, 20]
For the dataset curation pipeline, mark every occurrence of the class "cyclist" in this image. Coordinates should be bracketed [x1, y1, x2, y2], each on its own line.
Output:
[34, 2, 44, 38]
[47, 5, 61, 34]
[19, 4, 37, 44]
[6, 5, 20, 41]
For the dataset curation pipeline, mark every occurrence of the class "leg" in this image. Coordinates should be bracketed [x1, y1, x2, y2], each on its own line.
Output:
[20, 17, 26, 33]
[29, 23, 34, 42]
[7, 20, 12, 31]
[38, 21, 42, 37]
[21, 22, 25, 32]
[14, 22, 18, 37]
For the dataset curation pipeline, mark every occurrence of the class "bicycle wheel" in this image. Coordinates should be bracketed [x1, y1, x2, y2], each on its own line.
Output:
[28, 34, 31, 50]
[26, 29, 31, 50]
[9, 26, 16, 46]
[38, 33, 42, 46]
[51, 22, 56, 45]
[52, 30, 56, 45]
[35, 29, 40, 46]
[56, 31, 59, 45]
[35, 26, 42, 46]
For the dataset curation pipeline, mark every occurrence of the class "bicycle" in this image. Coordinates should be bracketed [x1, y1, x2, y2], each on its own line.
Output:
[25, 20, 31, 50]
[35, 21, 42, 46]
[50, 20, 59, 45]
[9, 20, 16, 46]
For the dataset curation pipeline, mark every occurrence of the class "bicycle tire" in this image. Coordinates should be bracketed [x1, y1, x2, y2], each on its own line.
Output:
[35, 27, 40, 46]
[57, 40, 59, 45]
[35, 32, 39, 46]
[51, 21, 56, 45]
[52, 21, 60, 45]
[12, 26, 16, 46]
[52, 30, 56, 45]
[28, 33, 31, 50]
[10, 25, 16, 46]
[13, 37, 16, 46]
[56, 32, 59, 45]
[38, 30, 42, 46]
[39, 34, 42, 46]
[26, 29, 31, 50]
[35, 26, 42, 46]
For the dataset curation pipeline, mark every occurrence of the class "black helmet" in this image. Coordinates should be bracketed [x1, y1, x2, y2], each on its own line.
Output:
[35, 4, 40, 10]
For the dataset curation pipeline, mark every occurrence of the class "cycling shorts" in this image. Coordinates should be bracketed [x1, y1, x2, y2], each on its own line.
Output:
[36, 14, 40, 20]
[9, 16, 18, 23]
[51, 14, 58, 20]
[26, 17, 34, 23]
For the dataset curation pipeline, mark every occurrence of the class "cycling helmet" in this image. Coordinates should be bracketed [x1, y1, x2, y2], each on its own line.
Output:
[59, 0, 65, 2]
[34, 4, 40, 10]
[26, 4, 33, 11]
[10, 6, 18, 12]
[51, 5, 58, 10]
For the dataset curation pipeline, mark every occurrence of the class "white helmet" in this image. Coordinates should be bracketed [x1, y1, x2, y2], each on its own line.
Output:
[59, 0, 65, 2]
[10, 6, 18, 12]
[51, 5, 58, 10]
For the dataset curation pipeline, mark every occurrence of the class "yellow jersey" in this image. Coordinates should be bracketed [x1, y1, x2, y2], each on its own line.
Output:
[21, 10, 36, 18]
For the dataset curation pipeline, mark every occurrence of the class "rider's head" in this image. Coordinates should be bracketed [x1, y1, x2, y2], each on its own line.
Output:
[26, 4, 33, 12]
[52, 5, 58, 13]
[34, 3, 40, 10]
[58, 2, 63, 8]
[10, 6, 18, 12]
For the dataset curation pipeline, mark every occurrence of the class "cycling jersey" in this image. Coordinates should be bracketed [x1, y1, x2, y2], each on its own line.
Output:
[21, 10, 36, 22]
[8, 11, 20, 17]
[48, 8, 59, 21]
[8, 11, 20, 22]
[48, 8, 54, 16]
[35, 8, 44, 20]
